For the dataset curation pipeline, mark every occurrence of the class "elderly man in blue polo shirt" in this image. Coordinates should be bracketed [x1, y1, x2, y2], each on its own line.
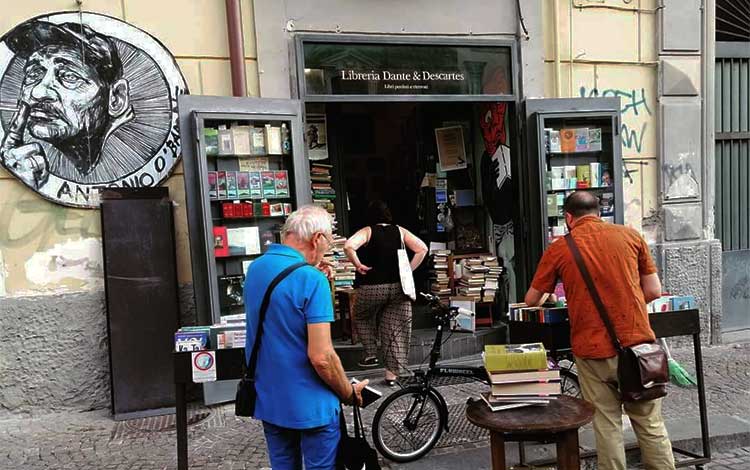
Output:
[244, 205, 368, 470]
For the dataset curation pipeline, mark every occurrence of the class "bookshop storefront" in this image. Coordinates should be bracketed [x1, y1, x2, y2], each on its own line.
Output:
[294, 35, 524, 318]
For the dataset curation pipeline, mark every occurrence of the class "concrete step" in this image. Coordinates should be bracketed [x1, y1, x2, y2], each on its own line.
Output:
[336, 325, 506, 372]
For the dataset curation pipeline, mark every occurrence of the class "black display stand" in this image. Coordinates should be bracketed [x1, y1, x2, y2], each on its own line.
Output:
[509, 310, 710, 469]
[101, 188, 180, 420]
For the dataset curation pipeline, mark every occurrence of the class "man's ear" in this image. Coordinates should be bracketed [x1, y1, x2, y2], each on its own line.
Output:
[108, 79, 130, 118]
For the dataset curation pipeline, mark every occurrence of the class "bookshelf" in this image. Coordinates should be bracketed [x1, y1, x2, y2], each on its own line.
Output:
[179, 96, 309, 325]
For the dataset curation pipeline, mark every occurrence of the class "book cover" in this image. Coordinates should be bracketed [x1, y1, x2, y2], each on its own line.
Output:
[671, 295, 696, 310]
[174, 331, 209, 352]
[546, 195, 557, 217]
[227, 226, 261, 256]
[576, 165, 590, 188]
[265, 124, 282, 155]
[274, 170, 290, 197]
[589, 162, 601, 188]
[218, 127, 233, 155]
[218, 274, 245, 308]
[601, 162, 612, 186]
[491, 381, 561, 396]
[599, 192, 614, 216]
[239, 157, 269, 172]
[588, 128, 602, 151]
[217, 171, 227, 199]
[484, 343, 548, 372]
[260, 230, 277, 252]
[250, 127, 266, 155]
[231, 125, 251, 155]
[479, 393, 544, 412]
[261, 171, 276, 198]
[649, 296, 674, 313]
[560, 128, 576, 153]
[237, 172, 250, 198]
[242, 259, 253, 275]
[226, 171, 238, 199]
[487, 369, 561, 384]
[575, 128, 589, 152]
[213, 226, 229, 258]
[204, 128, 219, 156]
[270, 203, 284, 216]
[549, 130, 561, 153]
[249, 172, 262, 199]
[207, 171, 217, 199]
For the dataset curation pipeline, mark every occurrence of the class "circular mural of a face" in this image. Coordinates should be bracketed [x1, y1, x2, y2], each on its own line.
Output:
[0, 12, 188, 208]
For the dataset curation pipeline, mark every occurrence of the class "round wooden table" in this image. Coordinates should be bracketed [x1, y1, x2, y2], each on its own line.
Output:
[466, 395, 595, 470]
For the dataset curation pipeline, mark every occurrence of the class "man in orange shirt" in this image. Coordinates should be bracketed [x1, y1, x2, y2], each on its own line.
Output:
[525, 191, 675, 470]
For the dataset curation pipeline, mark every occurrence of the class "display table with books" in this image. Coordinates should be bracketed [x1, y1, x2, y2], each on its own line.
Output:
[467, 395, 594, 470]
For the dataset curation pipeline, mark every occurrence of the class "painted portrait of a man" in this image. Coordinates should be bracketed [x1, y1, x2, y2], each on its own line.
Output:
[2, 21, 133, 187]
[0, 12, 187, 207]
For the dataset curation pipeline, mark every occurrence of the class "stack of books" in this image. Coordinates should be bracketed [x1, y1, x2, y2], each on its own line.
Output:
[430, 249, 452, 300]
[332, 236, 356, 290]
[480, 343, 561, 411]
[457, 258, 489, 301]
[482, 256, 502, 303]
[310, 163, 337, 231]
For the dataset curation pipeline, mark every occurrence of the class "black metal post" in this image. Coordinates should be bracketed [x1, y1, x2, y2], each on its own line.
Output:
[693, 332, 711, 462]
[176, 382, 188, 470]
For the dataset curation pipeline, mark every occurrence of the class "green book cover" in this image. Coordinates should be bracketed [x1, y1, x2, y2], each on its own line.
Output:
[484, 343, 548, 372]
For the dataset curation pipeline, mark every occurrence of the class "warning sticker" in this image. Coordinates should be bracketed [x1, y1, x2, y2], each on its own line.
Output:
[191, 351, 217, 383]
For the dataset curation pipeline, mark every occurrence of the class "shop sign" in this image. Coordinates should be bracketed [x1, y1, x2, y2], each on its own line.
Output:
[302, 42, 512, 96]
[0, 12, 188, 208]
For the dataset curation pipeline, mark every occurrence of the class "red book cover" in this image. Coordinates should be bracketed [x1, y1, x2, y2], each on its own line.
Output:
[213, 226, 229, 257]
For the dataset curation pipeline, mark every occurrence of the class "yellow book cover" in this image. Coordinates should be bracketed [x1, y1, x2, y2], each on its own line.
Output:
[483, 343, 548, 372]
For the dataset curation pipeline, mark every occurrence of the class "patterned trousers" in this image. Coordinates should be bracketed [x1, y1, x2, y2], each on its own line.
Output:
[353, 283, 412, 374]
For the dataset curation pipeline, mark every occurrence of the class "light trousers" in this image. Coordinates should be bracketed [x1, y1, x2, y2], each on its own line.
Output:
[576, 355, 676, 470]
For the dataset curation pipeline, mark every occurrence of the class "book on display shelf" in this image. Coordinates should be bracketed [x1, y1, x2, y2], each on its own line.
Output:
[490, 380, 561, 397]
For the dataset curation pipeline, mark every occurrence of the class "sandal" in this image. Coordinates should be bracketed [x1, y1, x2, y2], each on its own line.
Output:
[357, 356, 380, 368]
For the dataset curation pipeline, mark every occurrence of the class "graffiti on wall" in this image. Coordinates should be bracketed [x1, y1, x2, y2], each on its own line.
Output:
[579, 86, 652, 155]
[0, 12, 187, 208]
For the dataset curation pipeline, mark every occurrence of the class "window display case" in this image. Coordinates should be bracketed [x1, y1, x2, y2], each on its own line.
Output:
[522, 98, 623, 281]
[179, 96, 309, 325]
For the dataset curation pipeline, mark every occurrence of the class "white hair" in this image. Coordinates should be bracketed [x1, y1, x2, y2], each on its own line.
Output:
[281, 204, 333, 241]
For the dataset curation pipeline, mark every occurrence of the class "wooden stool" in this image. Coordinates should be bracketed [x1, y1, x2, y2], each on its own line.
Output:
[466, 395, 595, 470]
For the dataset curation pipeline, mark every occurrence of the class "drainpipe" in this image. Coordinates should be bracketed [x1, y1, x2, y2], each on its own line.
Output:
[225, 0, 247, 97]
[553, 0, 562, 97]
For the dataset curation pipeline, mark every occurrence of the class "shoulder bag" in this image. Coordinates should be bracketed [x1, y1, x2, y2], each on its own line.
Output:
[396, 226, 416, 301]
[564, 233, 668, 402]
[337, 404, 381, 470]
[235, 261, 307, 417]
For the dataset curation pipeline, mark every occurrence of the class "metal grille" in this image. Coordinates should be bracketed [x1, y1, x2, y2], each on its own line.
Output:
[717, 0, 750, 42]
[110, 404, 224, 441]
[715, 49, 750, 251]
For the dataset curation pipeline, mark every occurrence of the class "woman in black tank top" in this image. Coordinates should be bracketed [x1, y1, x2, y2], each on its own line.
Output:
[344, 201, 428, 385]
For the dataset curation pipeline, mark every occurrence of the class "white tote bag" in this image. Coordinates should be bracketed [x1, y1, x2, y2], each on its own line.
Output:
[397, 227, 416, 301]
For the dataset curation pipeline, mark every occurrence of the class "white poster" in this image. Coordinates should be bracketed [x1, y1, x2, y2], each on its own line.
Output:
[435, 126, 467, 171]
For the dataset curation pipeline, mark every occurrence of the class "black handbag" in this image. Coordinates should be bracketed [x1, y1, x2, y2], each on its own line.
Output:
[565, 233, 668, 402]
[337, 405, 381, 470]
[235, 261, 307, 417]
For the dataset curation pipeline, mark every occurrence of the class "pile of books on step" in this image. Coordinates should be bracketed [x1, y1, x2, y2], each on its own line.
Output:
[331, 236, 355, 291]
[480, 342, 561, 412]
[430, 249, 452, 301]
[481, 255, 502, 303]
[310, 163, 337, 231]
[456, 258, 489, 302]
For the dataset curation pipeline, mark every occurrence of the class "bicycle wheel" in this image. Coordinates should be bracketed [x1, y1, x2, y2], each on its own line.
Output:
[372, 387, 446, 462]
[560, 368, 583, 398]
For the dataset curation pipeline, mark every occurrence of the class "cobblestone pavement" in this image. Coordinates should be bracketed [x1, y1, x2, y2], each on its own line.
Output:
[0, 342, 748, 469]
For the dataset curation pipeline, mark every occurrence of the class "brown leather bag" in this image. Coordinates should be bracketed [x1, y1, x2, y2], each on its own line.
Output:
[565, 234, 668, 402]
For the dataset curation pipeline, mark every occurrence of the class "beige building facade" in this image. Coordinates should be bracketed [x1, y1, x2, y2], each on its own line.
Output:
[0, 0, 718, 414]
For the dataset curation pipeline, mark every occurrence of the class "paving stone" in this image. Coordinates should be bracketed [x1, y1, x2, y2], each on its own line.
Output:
[0, 343, 748, 469]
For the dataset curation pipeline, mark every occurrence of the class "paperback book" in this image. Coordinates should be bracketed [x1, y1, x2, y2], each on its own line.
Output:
[484, 343, 548, 372]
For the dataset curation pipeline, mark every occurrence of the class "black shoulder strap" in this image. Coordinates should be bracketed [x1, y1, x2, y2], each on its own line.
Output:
[564, 233, 623, 352]
[246, 261, 308, 377]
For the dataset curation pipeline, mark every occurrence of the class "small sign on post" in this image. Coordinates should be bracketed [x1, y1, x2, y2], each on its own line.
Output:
[191, 351, 217, 383]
